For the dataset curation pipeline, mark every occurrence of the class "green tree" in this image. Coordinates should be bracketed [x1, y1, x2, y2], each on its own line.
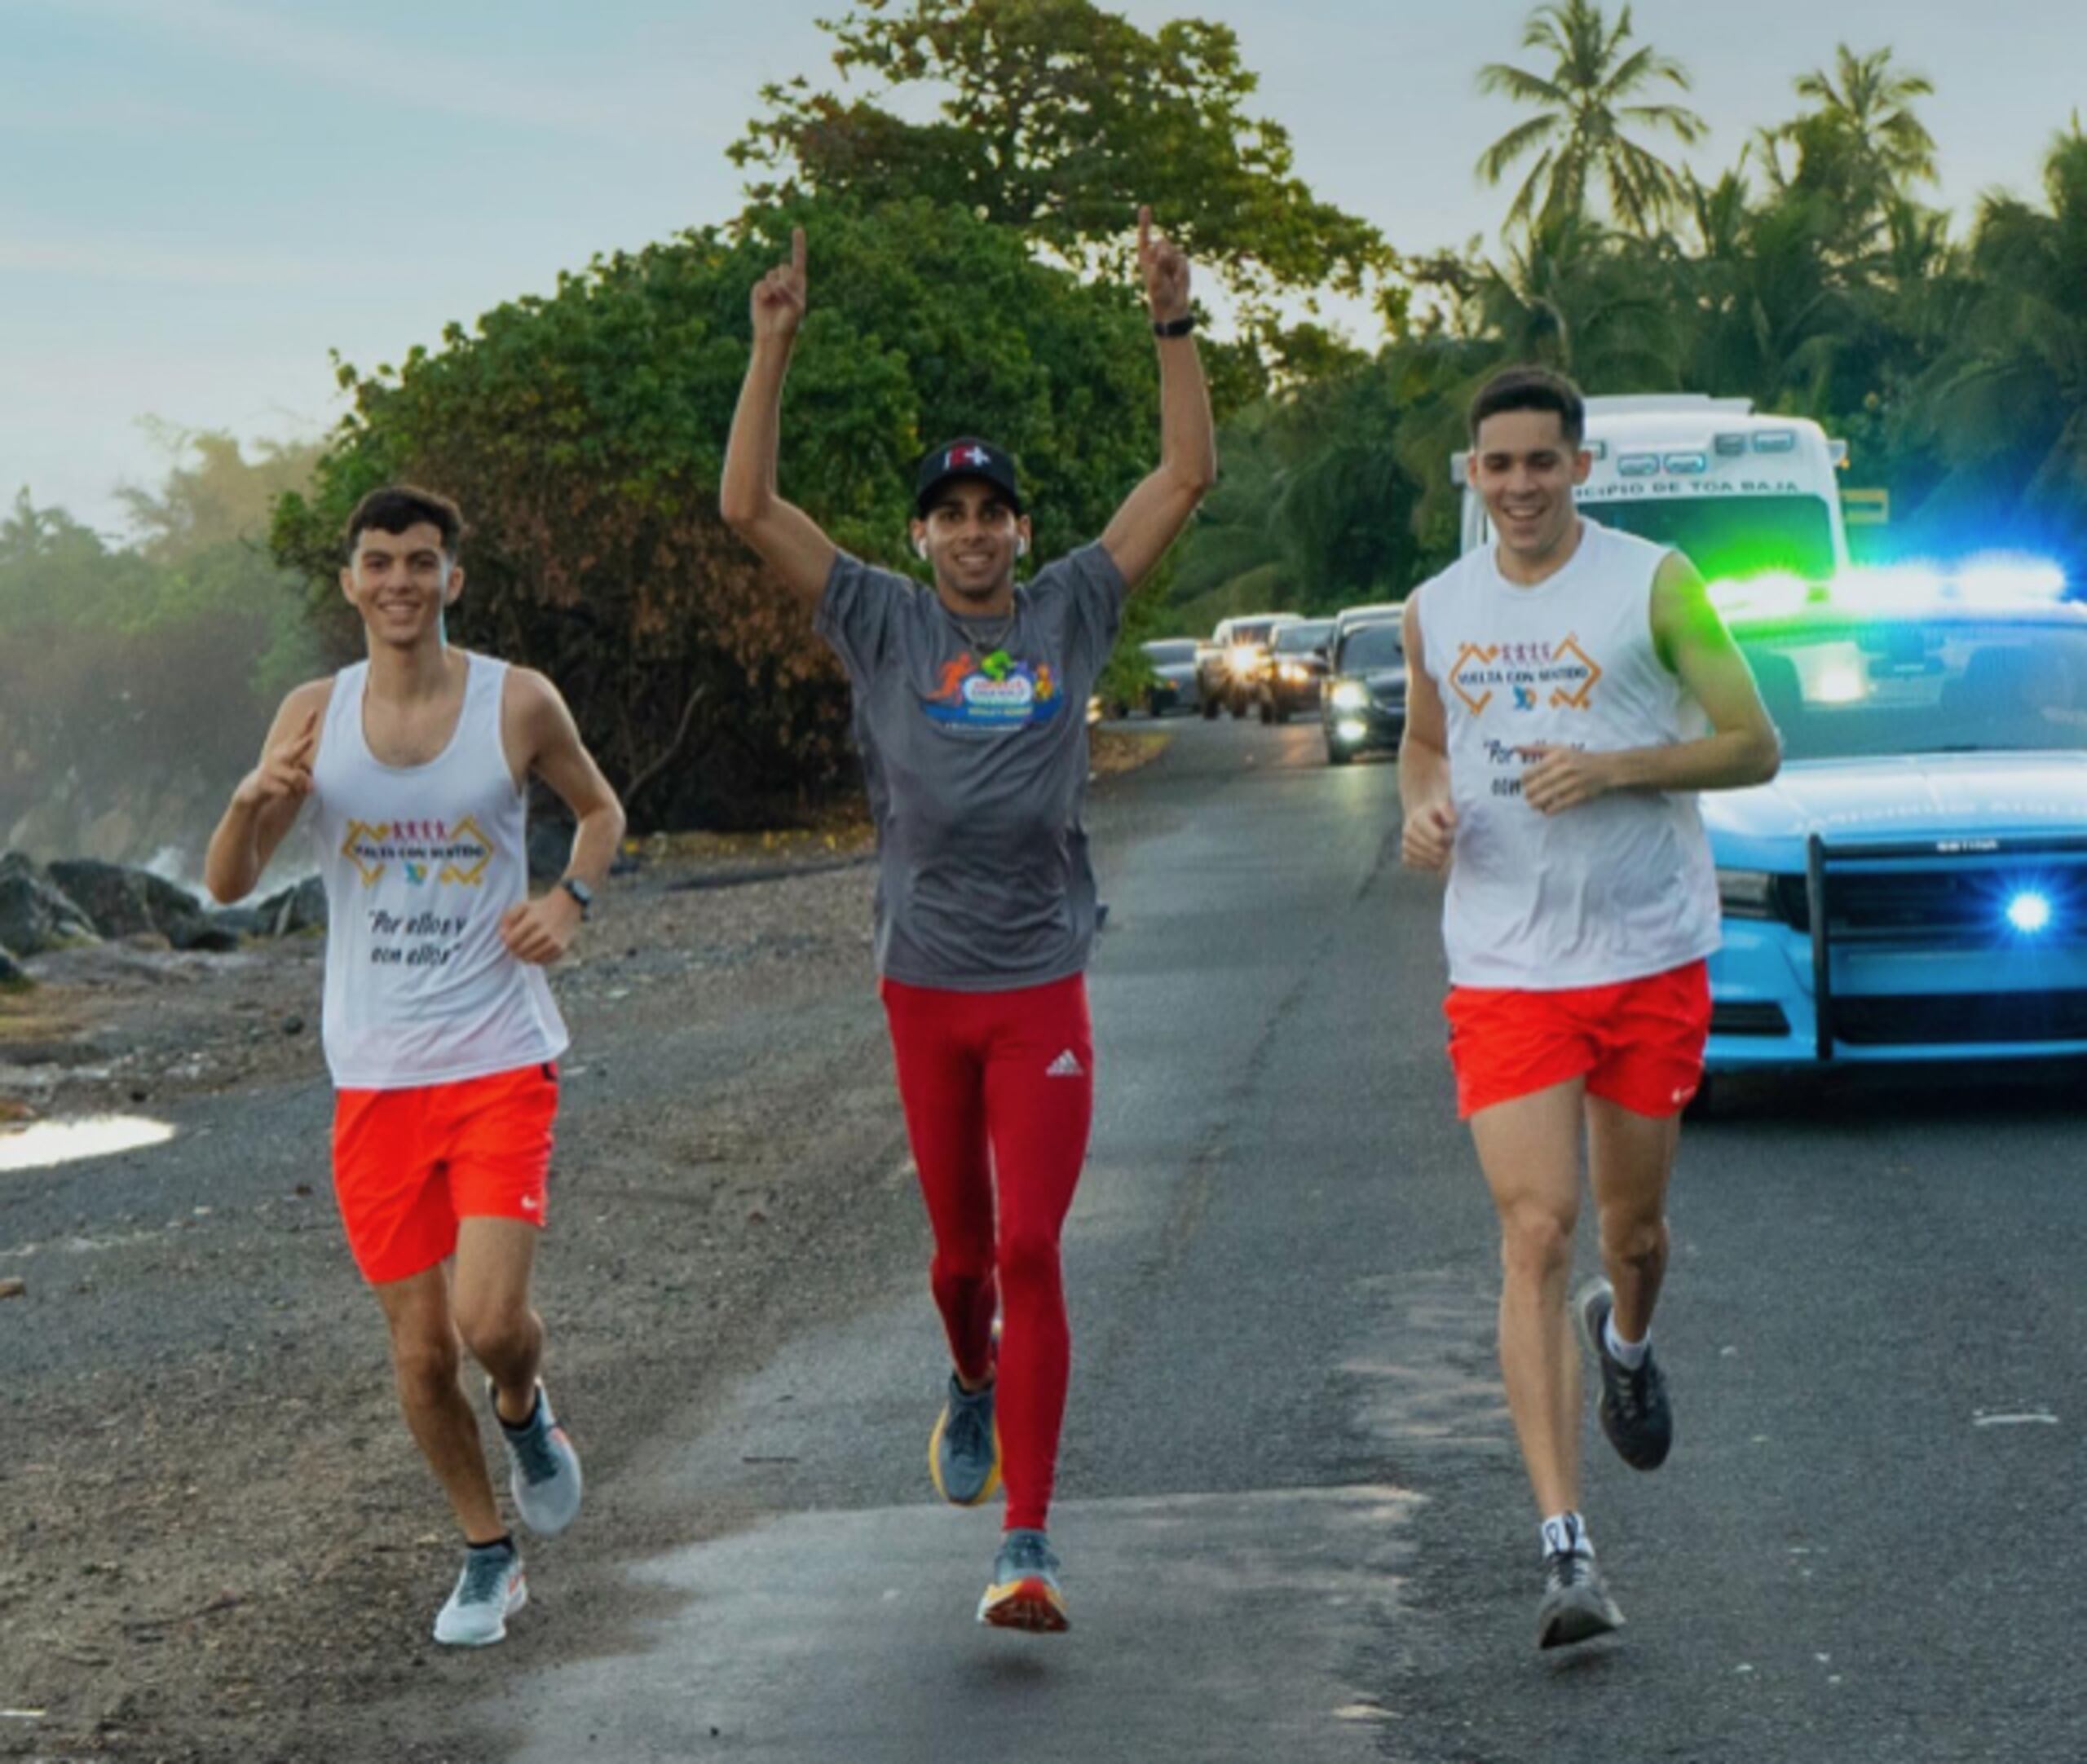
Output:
[1789, 46, 1938, 210]
[118, 422, 324, 567]
[0, 429, 329, 861]
[1476, 0, 1705, 235]
[276, 198, 1176, 828]
[733, 0, 1392, 322]
[1899, 128, 2087, 554]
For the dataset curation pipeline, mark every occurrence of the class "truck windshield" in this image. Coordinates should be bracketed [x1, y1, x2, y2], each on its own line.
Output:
[1586, 496, 1838, 583]
[1737, 620, 2087, 761]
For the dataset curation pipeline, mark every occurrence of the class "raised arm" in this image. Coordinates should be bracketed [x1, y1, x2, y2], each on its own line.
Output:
[1099, 207, 1220, 591]
[719, 225, 839, 615]
[203, 679, 332, 904]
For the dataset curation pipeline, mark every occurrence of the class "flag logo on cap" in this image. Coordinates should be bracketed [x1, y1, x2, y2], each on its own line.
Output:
[949, 444, 991, 469]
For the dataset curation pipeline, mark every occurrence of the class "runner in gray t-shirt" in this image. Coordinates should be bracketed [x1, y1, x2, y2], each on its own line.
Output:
[721, 209, 1216, 1634]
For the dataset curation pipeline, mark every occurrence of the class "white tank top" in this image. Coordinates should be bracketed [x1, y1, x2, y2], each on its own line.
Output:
[309, 654, 568, 1089]
[1413, 518, 1721, 990]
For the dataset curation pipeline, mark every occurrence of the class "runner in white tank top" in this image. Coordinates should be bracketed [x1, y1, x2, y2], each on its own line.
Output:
[204, 486, 626, 1649]
[1400, 368, 1780, 1652]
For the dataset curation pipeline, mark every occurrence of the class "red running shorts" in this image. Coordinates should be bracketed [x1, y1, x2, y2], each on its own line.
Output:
[1445, 959, 1711, 1121]
[330, 1062, 558, 1285]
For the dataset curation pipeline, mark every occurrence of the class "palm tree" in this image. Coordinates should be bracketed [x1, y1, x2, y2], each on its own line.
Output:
[1469, 214, 1679, 389]
[1904, 129, 2087, 549]
[1476, 1, 1706, 236]
[1792, 45, 1938, 196]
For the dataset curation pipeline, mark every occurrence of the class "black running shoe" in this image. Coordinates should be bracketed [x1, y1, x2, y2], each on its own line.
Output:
[1576, 1277, 1673, 1471]
[1538, 1547, 1624, 1651]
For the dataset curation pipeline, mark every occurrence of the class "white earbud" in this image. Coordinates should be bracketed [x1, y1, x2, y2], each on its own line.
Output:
[1016, 537, 1030, 558]
[916, 539, 930, 561]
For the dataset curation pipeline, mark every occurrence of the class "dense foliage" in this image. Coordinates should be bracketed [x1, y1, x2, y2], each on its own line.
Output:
[273, 201, 1169, 828]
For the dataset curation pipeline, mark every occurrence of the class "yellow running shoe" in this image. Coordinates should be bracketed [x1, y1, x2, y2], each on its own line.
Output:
[977, 1528, 1069, 1633]
[928, 1372, 1003, 1506]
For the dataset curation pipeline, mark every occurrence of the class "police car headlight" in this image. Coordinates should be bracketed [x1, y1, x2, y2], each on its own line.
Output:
[1717, 868, 1776, 919]
[1330, 681, 1370, 712]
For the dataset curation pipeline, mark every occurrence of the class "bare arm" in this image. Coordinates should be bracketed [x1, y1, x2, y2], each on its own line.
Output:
[202, 680, 332, 904]
[498, 669, 627, 966]
[1099, 207, 1219, 591]
[1397, 598, 1459, 871]
[719, 225, 839, 616]
[1521, 552, 1782, 814]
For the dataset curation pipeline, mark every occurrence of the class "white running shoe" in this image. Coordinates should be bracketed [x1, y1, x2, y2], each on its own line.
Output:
[492, 1382, 585, 1537]
[433, 1545, 527, 1647]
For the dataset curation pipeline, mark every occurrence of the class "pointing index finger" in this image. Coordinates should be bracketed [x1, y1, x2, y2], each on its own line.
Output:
[1137, 205, 1152, 260]
[791, 226, 806, 280]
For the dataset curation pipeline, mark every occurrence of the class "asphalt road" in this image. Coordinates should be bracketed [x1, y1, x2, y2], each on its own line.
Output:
[477, 714, 2085, 1764]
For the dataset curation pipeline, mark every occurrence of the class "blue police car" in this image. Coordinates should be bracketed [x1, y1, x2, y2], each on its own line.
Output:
[1705, 561, 2087, 1079]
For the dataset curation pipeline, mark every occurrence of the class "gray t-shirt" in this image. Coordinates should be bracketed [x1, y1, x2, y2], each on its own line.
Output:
[815, 543, 1127, 990]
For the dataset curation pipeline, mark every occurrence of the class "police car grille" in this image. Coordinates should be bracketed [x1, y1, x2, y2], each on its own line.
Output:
[1834, 990, 2087, 1045]
[1771, 870, 2087, 941]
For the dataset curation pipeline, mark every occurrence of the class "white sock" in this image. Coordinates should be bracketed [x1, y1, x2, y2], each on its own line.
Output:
[1540, 1511, 1593, 1560]
[1604, 1315, 1650, 1370]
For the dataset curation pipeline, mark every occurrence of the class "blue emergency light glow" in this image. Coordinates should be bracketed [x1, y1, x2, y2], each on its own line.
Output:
[2006, 891, 2054, 936]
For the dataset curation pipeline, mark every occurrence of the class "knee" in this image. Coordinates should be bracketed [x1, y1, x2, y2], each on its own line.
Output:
[930, 1246, 994, 1297]
[1498, 1204, 1575, 1281]
[453, 1300, 534, 1369]
[995, 1227, 1061, 1297]
[1600, 1210, 1667, 1268]
[390, 1328, 461, 1409]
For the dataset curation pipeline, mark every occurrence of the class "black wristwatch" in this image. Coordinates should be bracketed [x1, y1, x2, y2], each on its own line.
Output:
[1153, 314, 1196, 338]
[558, 876, 594, 920]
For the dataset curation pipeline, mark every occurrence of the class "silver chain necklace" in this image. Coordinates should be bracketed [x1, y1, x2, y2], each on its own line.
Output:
[952, 601, 1019, 651]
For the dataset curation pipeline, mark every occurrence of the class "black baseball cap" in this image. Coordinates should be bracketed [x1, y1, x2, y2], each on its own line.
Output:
[915, 437, 1025, 518]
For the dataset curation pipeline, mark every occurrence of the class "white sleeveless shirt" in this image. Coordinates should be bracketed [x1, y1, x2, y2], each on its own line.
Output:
[1412, 518, 1721, 990]
[308, 653, 568, 1089]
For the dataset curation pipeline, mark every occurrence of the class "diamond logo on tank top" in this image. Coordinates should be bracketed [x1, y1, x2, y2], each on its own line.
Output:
[1449, 637, 1603, 717]
[920, 650, 1066, 730]
[341, 816, 497, 888]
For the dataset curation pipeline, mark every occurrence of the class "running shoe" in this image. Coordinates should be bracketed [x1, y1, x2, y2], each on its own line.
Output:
[1537, 1546, 1623, 1651]
[1576, 1277, 1674, 1471]
[977, 1528, 1069, 1633]
[433, 1542, 527, 1647]
[928, 1371, 1003, 1507]
[492, 1382, 585, 1537]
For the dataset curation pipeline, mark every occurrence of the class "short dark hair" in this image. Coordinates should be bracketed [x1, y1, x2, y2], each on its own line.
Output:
[343, 485, 465, 558]
[1467, 366, 1586, 448]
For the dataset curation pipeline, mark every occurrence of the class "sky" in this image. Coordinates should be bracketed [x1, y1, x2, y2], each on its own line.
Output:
[4, 0, 2083, 536]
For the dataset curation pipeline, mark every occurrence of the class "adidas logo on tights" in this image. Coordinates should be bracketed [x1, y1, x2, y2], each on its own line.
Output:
[1046, 1051, 1084, 1078]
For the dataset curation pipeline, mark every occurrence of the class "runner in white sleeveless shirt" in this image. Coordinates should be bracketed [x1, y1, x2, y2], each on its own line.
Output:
[1401, 368, 1780, 1650]
[205, 486, 625, 1648]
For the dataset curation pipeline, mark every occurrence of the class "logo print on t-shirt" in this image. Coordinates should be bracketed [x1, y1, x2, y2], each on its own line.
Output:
[341, 816, 496, 888]
[1449, 637, 1603, 717]
[921, 650, 1065, 729]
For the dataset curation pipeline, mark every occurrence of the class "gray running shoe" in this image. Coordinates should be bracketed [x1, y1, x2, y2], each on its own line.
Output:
[929, 1372, 1002, 1507]
[492, 1383, 585, 1537]
[978, 1528, 1069, 1633]
[1575, 1278, 1674, 1471]
[433, 1543, 527, 1647]
[1537, 1547, 1623, 1651]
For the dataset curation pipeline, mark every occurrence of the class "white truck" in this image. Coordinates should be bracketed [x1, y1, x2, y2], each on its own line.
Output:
[1454, 394, 1851, 585]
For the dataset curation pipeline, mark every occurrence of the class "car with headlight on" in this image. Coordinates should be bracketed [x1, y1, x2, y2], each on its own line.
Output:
[1321, 613, 1406, 765]
[1198, 613, 1299, 719]
[1702, 561, 2087, 1094]
[1258, 618, 1335, 723]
